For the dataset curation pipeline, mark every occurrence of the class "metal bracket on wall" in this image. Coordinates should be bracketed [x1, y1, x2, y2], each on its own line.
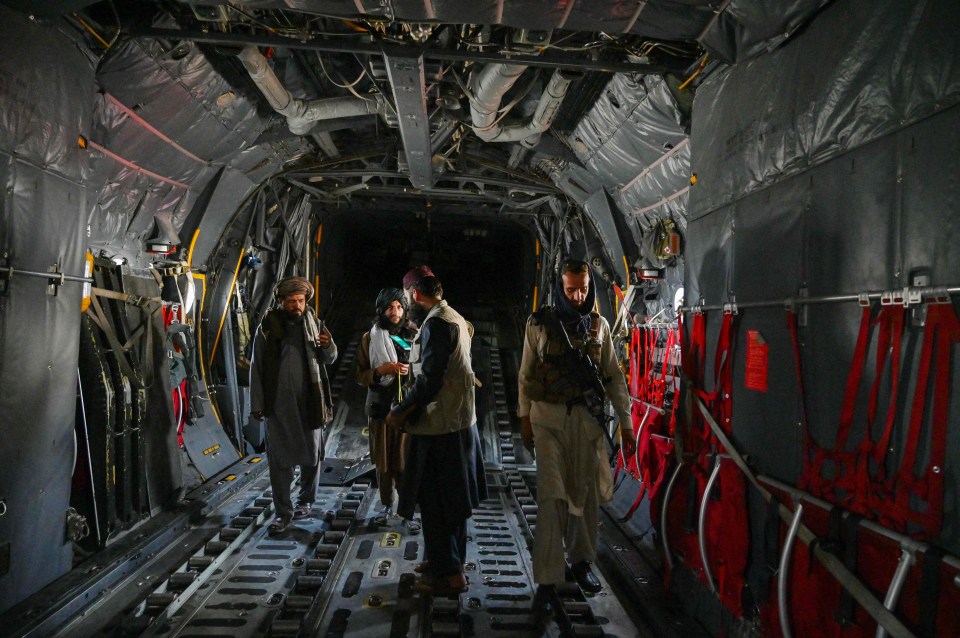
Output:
[798, 287, 808, 327]
[47, 263, 63, 296]
[909, 269, 930, 328]
[0, 252, 9, 295]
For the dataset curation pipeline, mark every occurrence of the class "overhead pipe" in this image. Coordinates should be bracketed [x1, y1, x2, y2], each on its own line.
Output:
[469, 63, 578, 148]
[236, 46, 383, 135]
[469, 63, 526, 137]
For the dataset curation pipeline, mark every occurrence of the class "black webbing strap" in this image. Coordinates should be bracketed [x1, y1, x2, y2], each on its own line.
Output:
[808, 506, 844, 575]
[835, 511, 863, 626]
[683, 470, 699, 532]
[917, 546, 944, 638]
[86, 294, 143, 389]
[755, 495, 782, 606]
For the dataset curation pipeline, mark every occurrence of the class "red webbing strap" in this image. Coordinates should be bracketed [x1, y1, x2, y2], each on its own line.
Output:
[801, 304, 874, 498]
[667, 327, 680, 436]
[619, 326, 644, 478]
[843, 306, 905, 511]
[693, 314, 729, 420]
[685, 311, 707, 386]
[621, 326, 653, 518]
[889, 302, 960, 535]
[622, 450, 648, 520]
[867, 306, 905, 474]
[647, 328, 657, 398]
[708, 311, 735, 439]
[836, 304, 874, 452]
[624, 327, 680, 520]
[680, 310, 708, 459]
[786, 309, 819, 494]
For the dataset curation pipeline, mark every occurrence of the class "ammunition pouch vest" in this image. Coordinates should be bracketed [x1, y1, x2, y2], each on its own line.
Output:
[528, 307, 602, 405]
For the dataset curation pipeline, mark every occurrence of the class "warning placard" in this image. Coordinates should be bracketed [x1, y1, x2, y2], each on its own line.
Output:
[745, 330, 768, 392]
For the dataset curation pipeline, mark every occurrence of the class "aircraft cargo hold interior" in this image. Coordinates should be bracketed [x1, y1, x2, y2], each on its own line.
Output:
[0, 1, 959, 637]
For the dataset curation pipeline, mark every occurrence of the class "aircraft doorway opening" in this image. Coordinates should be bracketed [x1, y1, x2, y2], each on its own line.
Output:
[311, 209, 534, 469]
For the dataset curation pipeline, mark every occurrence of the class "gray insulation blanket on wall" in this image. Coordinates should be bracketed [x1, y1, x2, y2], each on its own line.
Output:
[0, 6, 95, 613]
[685, 0, 960, 554]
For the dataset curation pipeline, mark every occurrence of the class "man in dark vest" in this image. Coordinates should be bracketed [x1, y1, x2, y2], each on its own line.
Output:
[518, 259, 636, 606]
[251, 276, 337, 534]
[386, 273, 487, 596]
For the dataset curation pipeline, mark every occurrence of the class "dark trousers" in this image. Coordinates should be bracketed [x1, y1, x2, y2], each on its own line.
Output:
[418, 455, 467, 577]
[269, 455, 319, 519]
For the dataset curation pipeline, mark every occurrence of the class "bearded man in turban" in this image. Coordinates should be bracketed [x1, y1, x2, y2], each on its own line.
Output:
[250, 276, 337, 534]
[518, 259, 636, 610]
[355, 288, 420, 533]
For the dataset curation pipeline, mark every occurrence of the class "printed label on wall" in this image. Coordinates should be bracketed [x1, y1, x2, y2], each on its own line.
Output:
[745, 330, 768, 392]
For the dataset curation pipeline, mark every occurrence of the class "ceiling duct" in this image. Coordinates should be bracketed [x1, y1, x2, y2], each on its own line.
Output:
[469, 63, 579, 148]
[237, 45, 384, 136]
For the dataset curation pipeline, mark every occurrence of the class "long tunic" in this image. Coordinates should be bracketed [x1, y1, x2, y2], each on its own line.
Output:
[250, 317, 337, 468]
[394, 309, 487, 521]
[517, 313, 631, 513]
[518, 312, 630, 582]
[355, 330, 408, 472]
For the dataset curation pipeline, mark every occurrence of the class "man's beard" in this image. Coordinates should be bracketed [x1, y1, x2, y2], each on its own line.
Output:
[284, 308, 304, 320]
[406, 303, 426, 325]
[378, 314, 403, 330]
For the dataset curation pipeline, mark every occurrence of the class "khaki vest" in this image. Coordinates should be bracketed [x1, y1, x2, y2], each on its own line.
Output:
[410, 300, 476, 435]
[528, 307, 602, 404]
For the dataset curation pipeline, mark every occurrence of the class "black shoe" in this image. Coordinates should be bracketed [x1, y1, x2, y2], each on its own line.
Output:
[571, 562, 602, 593]
[532, 585, 556, 630]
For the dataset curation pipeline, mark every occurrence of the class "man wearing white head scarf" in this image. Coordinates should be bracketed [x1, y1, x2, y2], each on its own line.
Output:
[355, 287, 420, 533]
[251, 276, 337, 533]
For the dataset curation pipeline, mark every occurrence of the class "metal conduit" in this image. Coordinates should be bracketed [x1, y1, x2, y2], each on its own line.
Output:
[0, 265, 93, 285]
[694, 398, 917, 638]
[877, 549, 916, 638]
[777, 503, 804, 638]
[660, 461, 684, 573]
[758, 475, 960, 572]
[681, 285, 960, 313]
[237, 46, 383, 135]
[469, 63, 577, 147]
[697, 455, 723, 593]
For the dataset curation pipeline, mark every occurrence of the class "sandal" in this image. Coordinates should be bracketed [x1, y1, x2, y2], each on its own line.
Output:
[268, 516, 291, 534]
[404, 518, 422, 534]
[293, 503, 312, 519]
[414, 572, 468, 597]
[373, 504, 393, 526]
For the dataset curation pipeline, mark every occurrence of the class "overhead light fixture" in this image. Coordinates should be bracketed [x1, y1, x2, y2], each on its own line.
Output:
[216, 91, 236, 107]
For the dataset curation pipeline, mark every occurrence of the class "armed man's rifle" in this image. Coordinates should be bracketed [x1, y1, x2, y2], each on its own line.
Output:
[546, 312, 619, 457]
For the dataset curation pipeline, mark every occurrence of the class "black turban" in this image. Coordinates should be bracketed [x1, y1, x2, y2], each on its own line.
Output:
[375, 287, 407, 316]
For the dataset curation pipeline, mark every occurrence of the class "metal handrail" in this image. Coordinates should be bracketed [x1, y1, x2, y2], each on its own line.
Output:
[681, 285, 960, 313]
[660, 461, 684, 574]
[694, 397, 916, 638]
[0, 265, 93, 285]
[758, 475, 960, 572]
[778, 503, 804, 638]
[697, 455, 725, 593]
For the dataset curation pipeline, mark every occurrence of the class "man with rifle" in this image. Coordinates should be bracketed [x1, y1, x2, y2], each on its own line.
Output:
[518, 259, 636, 607]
